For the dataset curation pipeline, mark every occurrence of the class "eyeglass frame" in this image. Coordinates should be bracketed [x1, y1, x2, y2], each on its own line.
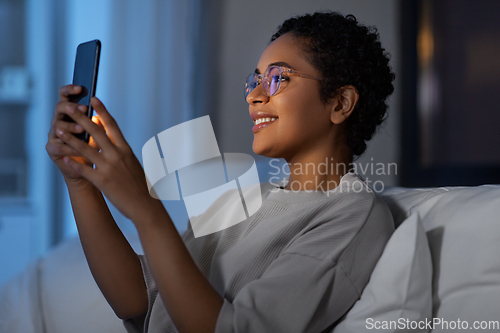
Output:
[244, 65, 323, 99]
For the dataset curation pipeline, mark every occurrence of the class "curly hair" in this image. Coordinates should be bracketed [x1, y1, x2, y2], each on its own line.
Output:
[271, 12, 395, 158]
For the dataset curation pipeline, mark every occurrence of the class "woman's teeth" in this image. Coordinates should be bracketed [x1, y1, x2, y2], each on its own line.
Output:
[254, 117, 277, 125]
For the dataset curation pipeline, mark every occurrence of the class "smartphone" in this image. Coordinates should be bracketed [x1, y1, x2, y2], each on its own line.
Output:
[69, 39, 101, 142]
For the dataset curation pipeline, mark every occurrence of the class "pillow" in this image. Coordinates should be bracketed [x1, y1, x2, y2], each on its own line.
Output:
[381, 185, 500, 328]
[0, 233, 144, 333]
[39, 233, 143, 333]
[0, 260, 44, 333]
[333, 213, 433, 333]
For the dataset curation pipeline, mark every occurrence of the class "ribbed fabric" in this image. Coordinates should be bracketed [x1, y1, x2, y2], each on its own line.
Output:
[123, 173, 394, 333]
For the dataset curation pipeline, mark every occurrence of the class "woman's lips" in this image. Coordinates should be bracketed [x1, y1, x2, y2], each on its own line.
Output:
[252, 119, 278, 133]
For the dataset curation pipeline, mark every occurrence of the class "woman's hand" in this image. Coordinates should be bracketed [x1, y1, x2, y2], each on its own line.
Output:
[54, 96, 154, 221]
[46, 85, 101, 186]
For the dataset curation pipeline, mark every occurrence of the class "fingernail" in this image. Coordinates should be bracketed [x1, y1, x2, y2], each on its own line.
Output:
[67, 105, 74, 114]
[78, 105, 87, 111]
[75, 124, 83, 131]
[57, 129, 64, 136]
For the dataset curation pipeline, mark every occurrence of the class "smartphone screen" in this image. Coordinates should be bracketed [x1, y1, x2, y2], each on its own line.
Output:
[69, 39, 101, 142]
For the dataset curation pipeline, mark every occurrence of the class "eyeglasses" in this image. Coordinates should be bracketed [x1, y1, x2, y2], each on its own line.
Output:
[244, 65, 323, 99]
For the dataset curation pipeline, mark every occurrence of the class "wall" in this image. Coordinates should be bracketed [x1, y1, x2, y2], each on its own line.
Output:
[213, 0, 401, 188]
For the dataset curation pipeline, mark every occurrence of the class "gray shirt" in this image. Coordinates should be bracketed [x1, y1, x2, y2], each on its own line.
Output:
[124, 173, 394, 333]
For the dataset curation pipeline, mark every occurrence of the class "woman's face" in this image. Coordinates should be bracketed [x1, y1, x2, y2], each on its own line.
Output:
[247, 33, 335, 161]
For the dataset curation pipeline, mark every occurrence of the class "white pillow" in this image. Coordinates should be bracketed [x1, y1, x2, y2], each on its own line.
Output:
[0, 233, 144, 333]
[0, 260, 44, 333]
[333, 213, 433, 333]
[39, 233, 143, 333]
[381, 185, 500, 328]
[39, 237, 127, 333]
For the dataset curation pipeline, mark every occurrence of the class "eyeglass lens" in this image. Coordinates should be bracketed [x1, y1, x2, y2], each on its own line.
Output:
[266, 67, 281, 96]
[244, 66, 282, 99]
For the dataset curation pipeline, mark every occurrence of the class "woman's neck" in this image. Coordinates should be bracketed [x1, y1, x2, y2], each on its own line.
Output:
[284, 149, 353, 192]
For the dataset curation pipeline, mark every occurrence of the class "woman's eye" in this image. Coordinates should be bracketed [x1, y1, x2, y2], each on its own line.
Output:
[280, 76, 290, 81]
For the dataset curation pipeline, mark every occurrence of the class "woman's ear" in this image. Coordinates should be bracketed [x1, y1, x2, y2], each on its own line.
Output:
[330, 85, 359, 124]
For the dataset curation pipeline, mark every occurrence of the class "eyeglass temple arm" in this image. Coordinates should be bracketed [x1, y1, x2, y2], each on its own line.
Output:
[285, 69, 323, 81]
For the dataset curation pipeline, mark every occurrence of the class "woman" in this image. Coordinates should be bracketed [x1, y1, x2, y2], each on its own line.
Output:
[46, 11, 395, 333]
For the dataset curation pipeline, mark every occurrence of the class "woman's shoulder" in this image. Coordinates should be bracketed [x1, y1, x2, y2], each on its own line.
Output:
[261, 173, 393, 260]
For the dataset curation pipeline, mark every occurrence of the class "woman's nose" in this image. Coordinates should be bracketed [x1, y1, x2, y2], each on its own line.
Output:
[246, 83, 270, 105]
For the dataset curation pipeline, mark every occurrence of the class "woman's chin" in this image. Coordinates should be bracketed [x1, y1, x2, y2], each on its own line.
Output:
[252, 142, 286, 160]
[252, 141, 274, 157]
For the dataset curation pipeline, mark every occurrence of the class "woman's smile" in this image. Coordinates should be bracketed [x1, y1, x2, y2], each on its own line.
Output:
[252, 118, 278, 133]
[251, 111, 279, 132]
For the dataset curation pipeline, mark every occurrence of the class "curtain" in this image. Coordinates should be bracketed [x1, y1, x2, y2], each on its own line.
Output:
[57, 0, 209, 238]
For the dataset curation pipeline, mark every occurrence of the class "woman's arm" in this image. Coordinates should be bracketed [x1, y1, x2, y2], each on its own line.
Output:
[46, 85, 148, 319]
[67, 180, 148, 319]
[132, 197, 224, 333]
[56, 96, 223, 333]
